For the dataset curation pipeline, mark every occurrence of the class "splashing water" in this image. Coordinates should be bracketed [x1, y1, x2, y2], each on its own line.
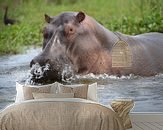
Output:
[74, 73, 139, 81]
[24, 61, 140, 85]
[24, 63, 50, 85]
[61, 64, 75, 83]
[24, 70, 33, 85]
[31, 63, 50, 79]
[24, 62, 75, 84]
[70, 73, 140, 85]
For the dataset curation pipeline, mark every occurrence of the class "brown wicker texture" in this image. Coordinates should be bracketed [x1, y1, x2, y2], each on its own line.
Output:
[111, 40, 132, 68]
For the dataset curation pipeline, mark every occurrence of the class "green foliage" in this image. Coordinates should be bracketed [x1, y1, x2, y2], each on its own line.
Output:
[0, 24, 42, 54]
[0, 0, 162, 55]
[104, 12, 163, 35]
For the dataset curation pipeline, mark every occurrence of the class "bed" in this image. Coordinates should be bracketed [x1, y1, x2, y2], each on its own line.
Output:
[0, 82, 134, 130]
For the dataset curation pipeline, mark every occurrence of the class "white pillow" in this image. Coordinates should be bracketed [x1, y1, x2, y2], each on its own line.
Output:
[15, 82, 25, 103]
[32, 93, 74, 99]
[87, 82, 97, 101]
[15, 82, 58, 103]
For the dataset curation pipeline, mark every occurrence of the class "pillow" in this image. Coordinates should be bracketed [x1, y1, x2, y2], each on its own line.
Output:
[32, 93, 74, 99]
[15, 82, 98, 102]
[15, 82, 25, 102]
[57, 82, 97, 101]
[59, 84, 88, 99]
[25, 82, 58, 93]
[15, 82, 58, 102]
[23, 86, 51, 100]
[87, 82, 97, 101]
[50, 82, 61, 93]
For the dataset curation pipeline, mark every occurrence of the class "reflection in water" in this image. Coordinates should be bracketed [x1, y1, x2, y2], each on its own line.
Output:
[0, 47, 163, 112]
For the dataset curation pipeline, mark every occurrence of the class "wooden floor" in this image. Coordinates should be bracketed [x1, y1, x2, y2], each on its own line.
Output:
[128, 113, 163, 130]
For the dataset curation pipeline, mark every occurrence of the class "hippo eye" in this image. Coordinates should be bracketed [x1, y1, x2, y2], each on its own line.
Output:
[69, 28, 73, 32]
[69, 28, 75, 34]
[64, 25, 75, 36]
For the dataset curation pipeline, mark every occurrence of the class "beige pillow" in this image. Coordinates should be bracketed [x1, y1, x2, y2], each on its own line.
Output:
[15, 82, 58, 102]
[25, 82, 58, 93]
[32, 93, 74, 99]
[57, 82, 97, 101]
[59, 84, 88, 99]
[23, 86, 51, 100]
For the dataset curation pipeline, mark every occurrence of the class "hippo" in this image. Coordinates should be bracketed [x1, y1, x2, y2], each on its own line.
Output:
[30, 11, 163, 82]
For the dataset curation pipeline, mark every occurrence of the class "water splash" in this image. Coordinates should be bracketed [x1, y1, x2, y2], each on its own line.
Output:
[74, 73, 139, 81]
[24, 63, 50, 85]
[24, 69, 34, 85]
[61, 64, 75, 83]
[31, 63, 50, 79]
[23, 62, 75, 84]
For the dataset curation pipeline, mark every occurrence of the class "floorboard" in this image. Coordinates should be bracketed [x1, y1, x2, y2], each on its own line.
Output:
[128, 113, 163, 130]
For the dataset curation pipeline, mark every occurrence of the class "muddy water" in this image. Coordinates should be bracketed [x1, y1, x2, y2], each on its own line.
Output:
[0, 47, 163, 112]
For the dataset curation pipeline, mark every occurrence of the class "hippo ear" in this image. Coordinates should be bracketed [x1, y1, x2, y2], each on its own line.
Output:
[44, 14, 52, 23]
[76, 12, 85, 23]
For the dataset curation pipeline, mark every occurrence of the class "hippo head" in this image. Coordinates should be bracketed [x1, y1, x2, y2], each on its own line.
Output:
[30, 12, 112, 82]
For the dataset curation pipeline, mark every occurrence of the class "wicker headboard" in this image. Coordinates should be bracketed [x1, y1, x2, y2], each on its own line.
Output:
[111, 40, 132, 68]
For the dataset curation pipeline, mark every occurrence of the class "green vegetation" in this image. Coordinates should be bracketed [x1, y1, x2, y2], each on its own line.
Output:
[0, 0, 162, 55]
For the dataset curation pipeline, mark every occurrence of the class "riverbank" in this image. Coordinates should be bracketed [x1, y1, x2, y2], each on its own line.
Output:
[0, 0, 162, 55]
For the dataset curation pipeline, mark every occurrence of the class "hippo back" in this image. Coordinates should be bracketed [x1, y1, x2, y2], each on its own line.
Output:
[121, 32, 163, 76]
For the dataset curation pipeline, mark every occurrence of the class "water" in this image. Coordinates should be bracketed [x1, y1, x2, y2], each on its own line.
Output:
[0, 47, 163, 112]
[0, 47, 41, 109]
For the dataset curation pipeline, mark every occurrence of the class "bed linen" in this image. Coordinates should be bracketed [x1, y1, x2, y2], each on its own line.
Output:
[0, 98, 125, 130]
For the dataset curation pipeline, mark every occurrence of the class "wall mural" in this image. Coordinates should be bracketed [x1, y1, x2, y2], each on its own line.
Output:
[0, 0, 163, 114]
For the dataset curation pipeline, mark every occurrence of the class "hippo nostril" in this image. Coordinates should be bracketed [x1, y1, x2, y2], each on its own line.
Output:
[30, 60, 36, 67]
